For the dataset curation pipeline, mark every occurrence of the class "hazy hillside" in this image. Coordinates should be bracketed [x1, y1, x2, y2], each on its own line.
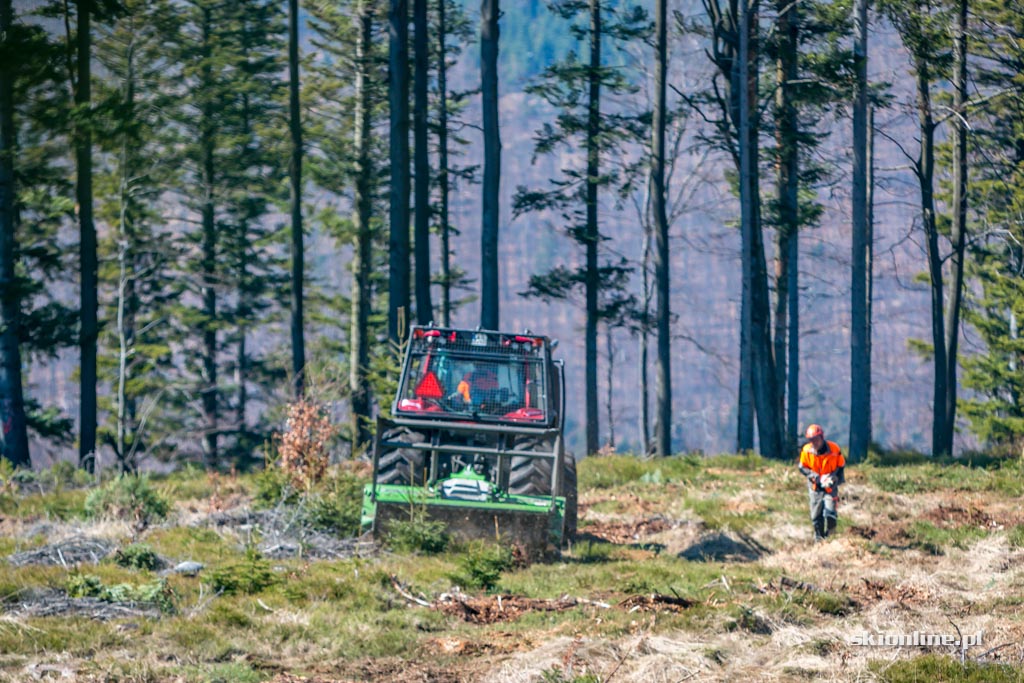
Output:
[19, 0, 958, 465]
[434, 1, 942, 455]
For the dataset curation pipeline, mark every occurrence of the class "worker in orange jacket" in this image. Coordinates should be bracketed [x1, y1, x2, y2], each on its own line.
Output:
[798, 424, 845, 541]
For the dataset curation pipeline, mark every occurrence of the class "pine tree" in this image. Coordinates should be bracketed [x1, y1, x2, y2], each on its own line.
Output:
[479, 0, 500, 331]
[4, 4, 78, 459]
[430, 0, 477, 327]
[0, 0, 29, 468]
[389, 0, 411, 342]
[958, 0, 1024, 451]
[513, 0, 650, 456]
[159, 0, 287, 467]
[94, 0, 178, 471]
[306, 0, 391, 452]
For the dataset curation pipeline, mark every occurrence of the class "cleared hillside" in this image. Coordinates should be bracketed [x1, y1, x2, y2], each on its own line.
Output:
[1, 453, 1023, 682]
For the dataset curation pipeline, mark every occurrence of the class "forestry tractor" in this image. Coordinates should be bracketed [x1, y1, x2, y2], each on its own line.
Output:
[361, 325, 576, 558]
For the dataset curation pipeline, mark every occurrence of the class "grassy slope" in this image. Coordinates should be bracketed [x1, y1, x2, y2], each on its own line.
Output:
[1, 454, 1023, 682]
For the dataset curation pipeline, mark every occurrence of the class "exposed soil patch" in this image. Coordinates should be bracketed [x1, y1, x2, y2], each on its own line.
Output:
[847, 577, 930, 606]
[435, 594, 585, 624]
[619, 593, 694, 613]
[427, 632, 528, 656]
[848, 522, 912, 547]
[579, 516, 675, 544]
[428, 591, 694, 624]
[922, 503, 1001, 529]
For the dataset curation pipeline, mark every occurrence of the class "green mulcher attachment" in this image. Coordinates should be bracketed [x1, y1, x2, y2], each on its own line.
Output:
[361, 326, 577, 559]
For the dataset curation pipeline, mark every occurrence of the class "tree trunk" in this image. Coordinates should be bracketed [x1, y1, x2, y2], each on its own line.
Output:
[639, 200, 651, 456]
[77, 0, 98, 472]
[605, 324, 615, 449]
[0, 0, 30, 469]
[480, 0, 500, 330]
[737, 0, 755, 453]
[865, 103, 874, 453]
[389, 0, 411, 342]
[437, 0, 451, 327]
[774, 0, 798, 451]
[849, 0, 870, 462]
[413, 0, 432, 325]
[652, 0, 672, 457]
[350, 0, 374, 453]
[289, 0, 305, 395]
[943, 0, 968, 457]
[916, 57, 947, 457]
[200, 8, 218, 468]
[116, 47, 137, 473]
[583, 0, 601, 456]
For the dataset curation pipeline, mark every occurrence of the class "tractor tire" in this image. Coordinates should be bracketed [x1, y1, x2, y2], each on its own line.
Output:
[562, 452, 578, 544]
[509, 438, 577, 546]
[508, 436, 554, 496]
[376, 427, 427, 486]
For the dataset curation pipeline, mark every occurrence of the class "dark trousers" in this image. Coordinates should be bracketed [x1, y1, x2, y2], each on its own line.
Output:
[808, 484, 839, 537]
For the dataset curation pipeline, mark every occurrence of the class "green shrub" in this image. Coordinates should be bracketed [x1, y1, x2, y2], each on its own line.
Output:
[449, 541, 513, 591]
[114, 543, 161, 571]
[540, 668, 600, 683]
[84, 475, 170, 525]
[806, 591, 855, 616]
[1008, 525, 1024, 548]
[210, 547, 278, 595]
[299, 470, 367, 536]
[253, 453, 297, 507]
[66, 572, 175, 613]
[385, 508, 449, 554]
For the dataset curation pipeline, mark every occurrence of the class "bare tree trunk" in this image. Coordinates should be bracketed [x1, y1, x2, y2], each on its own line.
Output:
[865, 103, 874, 452]
[605, 325, 615, 449]
[437, 0, 451, 327]
[639, 207, 651, 456]
[0, 0, 30, 469]
[849, 0, 870, 462]
[480, 0, 500, 330]
[916, 58, 947, 457]
[350, 0, 374, 453]
[389, 0, 411, 342]
[736, 0, 754, 453]
[289, 0, 306, 395]
[77, 0, 98, 472]
[943, 0, 968, 457]
[774, 0, 798, 451]
[584, 0, 601, 456]
[413, 0, 432, 325]
[115, 54, 137, 472]
[652, 0, 672, 457]
[200, 8, 218, 467]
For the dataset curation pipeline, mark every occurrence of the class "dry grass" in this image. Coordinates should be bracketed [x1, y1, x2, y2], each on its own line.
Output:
[1, 456, 1023, 682]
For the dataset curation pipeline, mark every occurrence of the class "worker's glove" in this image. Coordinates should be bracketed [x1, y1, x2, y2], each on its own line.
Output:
[820, 474, 834, 489]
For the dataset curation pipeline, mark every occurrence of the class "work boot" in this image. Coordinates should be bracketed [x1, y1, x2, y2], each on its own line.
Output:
[824, 516, 837, 538]
[813, 519, 825, 542]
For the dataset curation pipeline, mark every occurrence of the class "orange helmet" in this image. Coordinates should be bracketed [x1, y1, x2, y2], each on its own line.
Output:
[805, 424, 824, 440]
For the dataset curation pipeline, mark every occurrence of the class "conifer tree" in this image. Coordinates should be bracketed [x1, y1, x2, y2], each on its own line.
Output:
[94, 0, 178, 471]
[513, 0, 650, 455]
[306, 0, 390, 452]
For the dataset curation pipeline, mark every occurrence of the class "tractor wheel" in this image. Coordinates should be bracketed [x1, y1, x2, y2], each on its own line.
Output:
[508, 436, 554, 496]
[376, 427, 427, 486]
[562, 452, 578, 544]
